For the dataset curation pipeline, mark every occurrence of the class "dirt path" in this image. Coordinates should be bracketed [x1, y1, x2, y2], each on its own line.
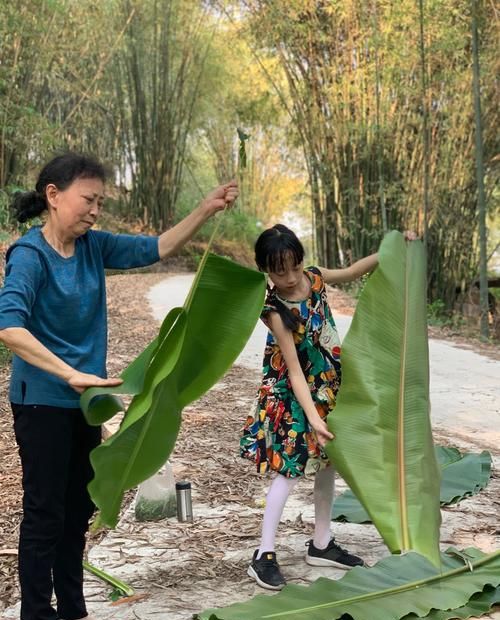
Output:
[1, 272, 499, 620]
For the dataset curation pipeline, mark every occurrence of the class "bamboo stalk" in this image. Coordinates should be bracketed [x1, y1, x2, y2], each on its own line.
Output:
[471, 0, 490, 339]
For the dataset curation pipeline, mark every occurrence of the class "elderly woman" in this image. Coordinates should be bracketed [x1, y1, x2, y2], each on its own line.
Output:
[0, 152, 237, 620]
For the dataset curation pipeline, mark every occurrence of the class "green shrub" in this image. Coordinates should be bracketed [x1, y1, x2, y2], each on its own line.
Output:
[0, 189, 13, 231]
[427, 299, 448, 325]
[427, 298, 466, 330]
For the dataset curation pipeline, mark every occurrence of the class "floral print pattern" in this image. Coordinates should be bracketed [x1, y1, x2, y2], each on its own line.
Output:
[240, 266, 342, 477]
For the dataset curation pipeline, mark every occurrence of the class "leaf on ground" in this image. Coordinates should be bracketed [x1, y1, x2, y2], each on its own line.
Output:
[333, 447, 493, 523]
[196, 548, 500, 620]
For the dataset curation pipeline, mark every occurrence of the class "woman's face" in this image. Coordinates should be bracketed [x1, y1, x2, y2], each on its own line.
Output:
[46, 177, 105, 237]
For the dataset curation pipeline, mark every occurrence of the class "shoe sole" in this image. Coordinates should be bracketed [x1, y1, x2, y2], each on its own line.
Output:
[305, 555, 362, 569]
[247, 565, 285, 590]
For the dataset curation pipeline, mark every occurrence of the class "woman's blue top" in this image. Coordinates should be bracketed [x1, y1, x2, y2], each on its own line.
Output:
[0, 226, 159, 407]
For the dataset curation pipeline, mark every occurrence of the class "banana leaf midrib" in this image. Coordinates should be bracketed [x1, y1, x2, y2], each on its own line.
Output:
[259, 550, 500, 619]
[82, 560, 134, 597]
[398, 247, 410, 551]
[183, 214, 225, 312]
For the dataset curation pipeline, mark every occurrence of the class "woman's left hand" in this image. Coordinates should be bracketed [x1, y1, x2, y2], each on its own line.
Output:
[200, 181, 239, 216]
[67, 370, 123, 394]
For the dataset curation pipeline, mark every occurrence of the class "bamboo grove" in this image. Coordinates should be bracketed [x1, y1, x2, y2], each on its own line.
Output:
[243, 0, 499, 310]
[0, 0, 498, 312]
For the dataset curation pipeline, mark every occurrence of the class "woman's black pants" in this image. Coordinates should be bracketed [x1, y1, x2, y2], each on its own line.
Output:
[11, 403, 101, 620]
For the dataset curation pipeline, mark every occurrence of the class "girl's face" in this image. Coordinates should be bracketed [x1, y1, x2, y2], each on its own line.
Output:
[46, 177, 105, 237]
[267, 252, 304, 294]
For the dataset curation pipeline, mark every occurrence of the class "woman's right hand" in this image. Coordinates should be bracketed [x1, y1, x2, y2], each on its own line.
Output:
[200, 180, 239, 216]
[309, 416, 334, 447]
[67, 371, 123, 394]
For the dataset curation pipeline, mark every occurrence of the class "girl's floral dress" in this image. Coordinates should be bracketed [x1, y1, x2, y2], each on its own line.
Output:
[240, 266, 342, 478]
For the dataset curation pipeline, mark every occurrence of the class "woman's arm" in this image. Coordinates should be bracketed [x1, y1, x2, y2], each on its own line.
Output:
[0, 327, 122, 393]
[267, 313, 334, 446]
[318, 253, 379, 286]
[158, 181, 238, 260]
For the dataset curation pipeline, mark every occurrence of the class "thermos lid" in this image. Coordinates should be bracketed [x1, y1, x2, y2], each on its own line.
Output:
[176, 481, 191, 490]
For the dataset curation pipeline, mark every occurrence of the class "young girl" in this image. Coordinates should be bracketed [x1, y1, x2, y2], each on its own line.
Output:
[240, 223, 379, 590]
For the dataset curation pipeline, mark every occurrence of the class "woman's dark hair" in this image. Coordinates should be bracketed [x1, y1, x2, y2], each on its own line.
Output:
[11, 152, 109, 223]
[255, 224, 305, 331]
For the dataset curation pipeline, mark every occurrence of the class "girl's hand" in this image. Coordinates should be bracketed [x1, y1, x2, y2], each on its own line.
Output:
[310, 416, 335, 447]
[201, 181, 239, 216]
[404, 230, 418, 241]
[67, 371, 123, 394]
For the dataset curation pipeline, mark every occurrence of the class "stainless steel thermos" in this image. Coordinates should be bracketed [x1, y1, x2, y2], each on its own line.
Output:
[175, 481, 193, 522]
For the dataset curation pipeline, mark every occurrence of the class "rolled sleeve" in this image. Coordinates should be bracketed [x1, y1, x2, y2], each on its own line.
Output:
[0, 247, 44, 330]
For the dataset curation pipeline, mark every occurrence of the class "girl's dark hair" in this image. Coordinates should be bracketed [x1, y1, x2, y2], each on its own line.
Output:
[11, 152, 109, 223]
[255, 224, 305, 331]
[255, 223, 305, 273]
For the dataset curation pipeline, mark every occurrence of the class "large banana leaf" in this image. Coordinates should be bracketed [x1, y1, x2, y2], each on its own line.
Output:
[332, 489, 372, 523]
[80, 306, 183, 425]
[404, 585, 500, 619]
[81, 253, 266, 527]
[438, 448, 492, 505]
[333, 447, 492, 523]
[325, 231, 441, 566]
[197, 548, 500, 620]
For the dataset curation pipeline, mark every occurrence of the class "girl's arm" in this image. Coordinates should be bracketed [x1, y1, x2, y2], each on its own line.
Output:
[158, 181, 238, 259]
[318, 253, 378, 286]
[318, 231, 418, 286]
[0, 327, 123, 393]
[267, 313, 334, 446]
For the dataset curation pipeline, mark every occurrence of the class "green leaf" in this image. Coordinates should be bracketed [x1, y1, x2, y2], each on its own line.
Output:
[81, 254, 266, 527]
[325, 231, 441, 566]
[439, 449, 491, 505]
[332, 489, 371, 523]
[237, 127, 250, 169]
[410, 585, 500, 619]
[85, 308, 188, 527]
[333, 447, 492, 522]
[436, 446, 463, 466]
[196, 548, 500, 620]
[83, 560, 134, 598]
[81, 308, 182, 425]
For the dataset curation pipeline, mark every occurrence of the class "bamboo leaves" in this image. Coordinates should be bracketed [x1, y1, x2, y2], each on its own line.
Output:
[197, 548, 500, 620]
[325, 231, 441, 566]
[81, 254, 266, 527]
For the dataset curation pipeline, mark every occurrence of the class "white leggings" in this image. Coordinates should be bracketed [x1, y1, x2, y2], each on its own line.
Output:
[257, 466, 335, 558]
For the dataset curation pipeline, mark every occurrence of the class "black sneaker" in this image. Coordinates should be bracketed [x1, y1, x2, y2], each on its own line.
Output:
[305, 538, 364, 569]
[247, 550, 286, 590]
